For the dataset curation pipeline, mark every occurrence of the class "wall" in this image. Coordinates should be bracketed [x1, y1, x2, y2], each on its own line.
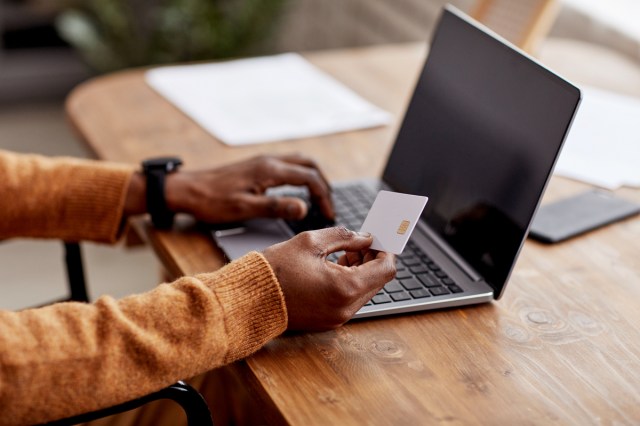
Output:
[267, 0, 640, 67]
[268, 0, 475, 53]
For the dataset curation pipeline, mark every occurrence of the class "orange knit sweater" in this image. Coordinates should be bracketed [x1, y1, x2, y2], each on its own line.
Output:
[0, 150, 288, 425]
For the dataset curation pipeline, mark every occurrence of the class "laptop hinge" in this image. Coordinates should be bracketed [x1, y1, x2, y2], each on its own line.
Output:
[416, 222, 483, 282]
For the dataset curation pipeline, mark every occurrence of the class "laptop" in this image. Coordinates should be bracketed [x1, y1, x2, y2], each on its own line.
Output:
[212, 5, 581, 318]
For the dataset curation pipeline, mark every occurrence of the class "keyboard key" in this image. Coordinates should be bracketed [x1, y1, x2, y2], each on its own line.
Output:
[417, 273, 441, 287]
[429, 286, 451, 296]
[410, 289, 431, 299]
[434, 270, 448, 279]
[372, 294, 392, 304]
[395, 270, 413, 280]
[442, 277, 454, 285]
[292, 182, 376, 234]
[427, 262, 440, 271]
[400, 256, 421, 267]
[448, 284, 464, 293]
[390, 291, 412, 302]
[383, 280, 404, 293]
[399, 277, 423, 290]
[409, 265, 429, 274]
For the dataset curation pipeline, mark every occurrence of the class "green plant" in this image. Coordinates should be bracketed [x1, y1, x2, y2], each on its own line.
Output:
[56, 0, 286, 73]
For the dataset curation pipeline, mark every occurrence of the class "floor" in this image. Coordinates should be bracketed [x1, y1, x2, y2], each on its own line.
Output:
[0, 99, 160, 310]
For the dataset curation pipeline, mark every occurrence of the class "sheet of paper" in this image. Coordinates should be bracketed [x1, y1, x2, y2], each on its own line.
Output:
[554, 85, 640, 189]
[359, 191, 428, 255]
[145, 53, 392, 146]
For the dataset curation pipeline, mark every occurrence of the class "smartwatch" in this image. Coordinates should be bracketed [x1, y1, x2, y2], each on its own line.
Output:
[141, 157, 183, 229]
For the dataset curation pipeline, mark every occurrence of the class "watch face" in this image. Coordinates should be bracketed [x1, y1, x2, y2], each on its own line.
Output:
[142, 157, 183, 172]
[143, 157, 181, 229]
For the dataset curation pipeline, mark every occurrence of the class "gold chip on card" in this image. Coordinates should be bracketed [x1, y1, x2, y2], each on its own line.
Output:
[397, 220, 410, 235]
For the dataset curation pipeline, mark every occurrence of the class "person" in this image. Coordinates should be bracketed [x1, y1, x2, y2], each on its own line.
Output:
[0, 149, 396, 425]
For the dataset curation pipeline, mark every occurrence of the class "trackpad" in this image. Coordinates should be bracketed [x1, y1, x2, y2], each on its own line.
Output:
[212, 218, 293, 260]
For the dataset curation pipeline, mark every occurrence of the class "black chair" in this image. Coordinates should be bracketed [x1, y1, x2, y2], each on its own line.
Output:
[38, 242, 214, 426]
[62, 242, 89, 303]
[43, 380, 213, 426]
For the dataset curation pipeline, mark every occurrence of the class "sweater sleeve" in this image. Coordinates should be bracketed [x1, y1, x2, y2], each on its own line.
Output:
[0, 251, 288, 425]
[0, 149, 133, 243]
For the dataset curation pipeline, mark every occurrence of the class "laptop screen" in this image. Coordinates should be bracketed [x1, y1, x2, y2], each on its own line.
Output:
[382, 7, 580, 297]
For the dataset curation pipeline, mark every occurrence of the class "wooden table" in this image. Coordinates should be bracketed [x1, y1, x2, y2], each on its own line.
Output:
[67, 43, 640, 425]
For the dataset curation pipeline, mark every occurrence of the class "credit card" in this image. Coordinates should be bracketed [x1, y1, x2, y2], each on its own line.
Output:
[359, 190, 428, 254]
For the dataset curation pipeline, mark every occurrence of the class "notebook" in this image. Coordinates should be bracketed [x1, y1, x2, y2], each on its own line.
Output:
[212, 5, 581, 318]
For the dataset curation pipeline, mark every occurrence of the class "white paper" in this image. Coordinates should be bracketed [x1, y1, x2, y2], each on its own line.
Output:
[145, 53, 392, 146]
[554, 86, 640, 189]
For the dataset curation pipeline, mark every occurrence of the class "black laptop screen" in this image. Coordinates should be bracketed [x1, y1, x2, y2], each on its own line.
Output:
[382, 8, 580, 297]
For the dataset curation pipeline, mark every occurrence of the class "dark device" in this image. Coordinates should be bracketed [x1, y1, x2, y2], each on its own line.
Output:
[529, 190, 640, 243]
[142, 156, 183, 229]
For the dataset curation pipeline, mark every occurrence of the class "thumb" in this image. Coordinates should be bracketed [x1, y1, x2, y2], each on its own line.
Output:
[306, 227, 373, 255]
[241, 195, 308, 220]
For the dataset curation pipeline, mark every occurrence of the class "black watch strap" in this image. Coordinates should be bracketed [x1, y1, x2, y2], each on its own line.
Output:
[141, 157, 183, 229]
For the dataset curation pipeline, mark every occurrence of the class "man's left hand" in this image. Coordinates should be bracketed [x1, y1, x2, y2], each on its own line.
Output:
[162, 154, 334, 223]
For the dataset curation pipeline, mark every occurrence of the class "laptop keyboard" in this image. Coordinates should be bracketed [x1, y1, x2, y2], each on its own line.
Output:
[284, 183, 465, 305]
[368, 241, 464, 306]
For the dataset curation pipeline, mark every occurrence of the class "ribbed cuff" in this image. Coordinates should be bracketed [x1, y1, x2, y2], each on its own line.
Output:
[59, 161, 134, 243]
[195, 252, 288, 363]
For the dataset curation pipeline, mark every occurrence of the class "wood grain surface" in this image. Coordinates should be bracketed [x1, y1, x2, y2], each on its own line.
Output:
[67, 43, 640, 425]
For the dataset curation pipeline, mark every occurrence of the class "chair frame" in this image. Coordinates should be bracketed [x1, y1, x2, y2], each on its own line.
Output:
[471, 0, 560, 53]
[36, 242, 214, 426]
[42, 380, 213, 426]
[64, 242, 89, 302]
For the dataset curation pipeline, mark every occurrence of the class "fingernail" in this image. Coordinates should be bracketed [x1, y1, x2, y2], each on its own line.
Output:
[356, 231, 371, 238]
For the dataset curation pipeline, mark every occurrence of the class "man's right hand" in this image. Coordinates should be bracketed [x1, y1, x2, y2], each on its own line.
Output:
[263, 227, 396, 331]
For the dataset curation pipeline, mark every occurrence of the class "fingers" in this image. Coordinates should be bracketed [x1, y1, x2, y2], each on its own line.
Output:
[337, 249, 394, 280]
[274, 153, 332, 190]
[339, 250, 366, 267]
[299, 227, 373, 256]
[362, 250, 378, 263]
[257, 155, 334, 219]
[331, 250, 396, 321]
[239, 194, 308, 220]
[355, 251, 396, 283]
[348, 251, 397, 301]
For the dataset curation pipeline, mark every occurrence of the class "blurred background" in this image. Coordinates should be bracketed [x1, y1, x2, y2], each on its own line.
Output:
[2, 0, 639, 309]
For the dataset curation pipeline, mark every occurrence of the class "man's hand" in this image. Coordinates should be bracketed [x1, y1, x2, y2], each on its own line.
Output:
[164, 154, 334, 223]
[263, 227, 396, 330]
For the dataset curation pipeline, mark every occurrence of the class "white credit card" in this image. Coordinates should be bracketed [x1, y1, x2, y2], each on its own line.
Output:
[359, 190, 428, 254]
